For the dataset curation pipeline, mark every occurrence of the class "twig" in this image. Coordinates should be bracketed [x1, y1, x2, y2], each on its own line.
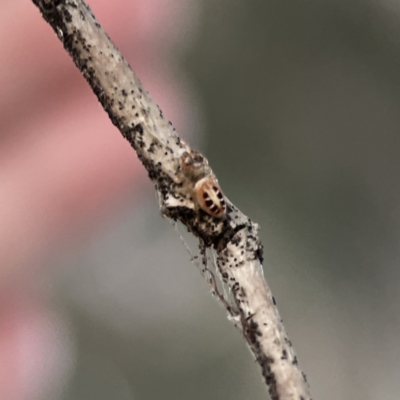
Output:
[31, 1, 312, 399]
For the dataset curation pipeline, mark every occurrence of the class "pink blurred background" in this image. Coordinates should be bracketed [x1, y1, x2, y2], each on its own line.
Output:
[0, 1, 197, 398]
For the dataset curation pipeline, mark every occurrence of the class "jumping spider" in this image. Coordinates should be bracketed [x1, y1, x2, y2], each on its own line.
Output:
[176, 149, 226, 218]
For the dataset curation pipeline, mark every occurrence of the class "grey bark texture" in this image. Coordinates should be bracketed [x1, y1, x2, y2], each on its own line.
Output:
[31, 1, 312, 399]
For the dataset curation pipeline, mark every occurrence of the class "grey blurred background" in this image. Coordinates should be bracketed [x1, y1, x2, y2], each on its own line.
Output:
[46, 0, 400, 399]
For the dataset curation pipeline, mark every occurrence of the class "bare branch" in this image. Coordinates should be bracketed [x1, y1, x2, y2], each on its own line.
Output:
[31, 1, 312, 399]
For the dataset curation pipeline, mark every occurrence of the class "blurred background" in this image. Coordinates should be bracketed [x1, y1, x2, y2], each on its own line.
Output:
[1, 0, 400, 399]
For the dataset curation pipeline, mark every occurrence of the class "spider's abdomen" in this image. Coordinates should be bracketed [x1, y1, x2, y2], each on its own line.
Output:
[193, 177, 226, 218]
